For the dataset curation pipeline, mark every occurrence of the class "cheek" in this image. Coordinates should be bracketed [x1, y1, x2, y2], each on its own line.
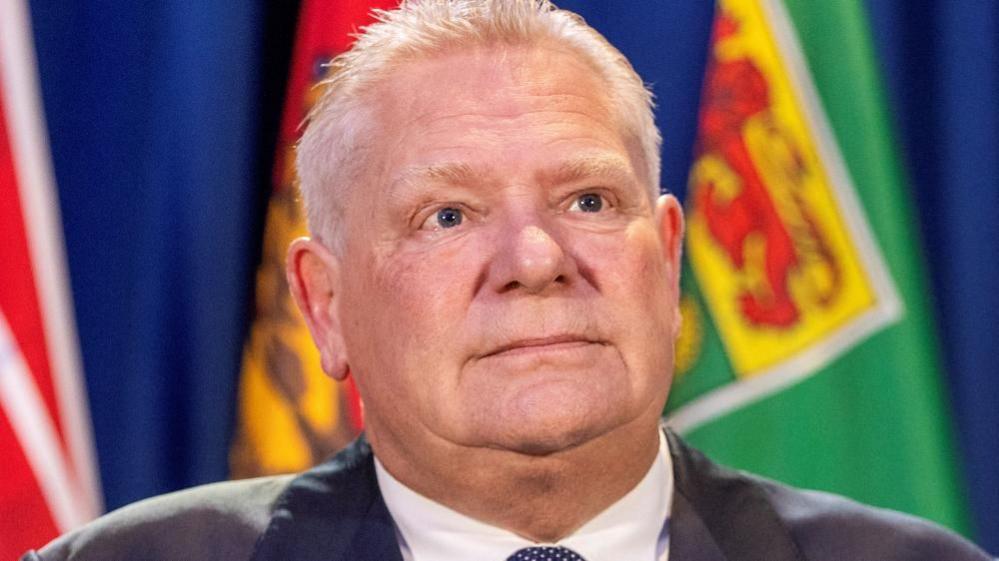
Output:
[621, 230, 676, 339]
[347, 243, 478, 367]
[586, 223, 669, 300]
[583, 224, 675, 372]
[380, 244, 473, 322]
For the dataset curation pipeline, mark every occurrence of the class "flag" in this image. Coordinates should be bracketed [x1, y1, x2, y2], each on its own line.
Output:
[664, 0, 971, 533]
[0, 0, 102, 555]
[231, 0, 398, 478]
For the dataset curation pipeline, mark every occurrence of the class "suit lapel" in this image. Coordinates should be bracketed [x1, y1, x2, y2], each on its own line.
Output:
[250, 436, 404, 561]
[341, 495, 408, 561]
[669, 490, 728, 561]
[666, 431, 805, 561]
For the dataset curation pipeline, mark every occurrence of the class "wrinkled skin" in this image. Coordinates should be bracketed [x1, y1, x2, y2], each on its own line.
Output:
[288, 44, 684, 541]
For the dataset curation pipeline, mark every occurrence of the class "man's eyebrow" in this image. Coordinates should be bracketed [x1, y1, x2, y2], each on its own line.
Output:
[389, 162, 479, 193]
[388, 156, 635, 194]
[539, 155, 637, 187]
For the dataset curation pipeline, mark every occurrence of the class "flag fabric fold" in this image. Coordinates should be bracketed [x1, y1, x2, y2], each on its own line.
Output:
[665, 0, 971, 534]
[231, 0, 398, 478]
[0, 0, 101, 555]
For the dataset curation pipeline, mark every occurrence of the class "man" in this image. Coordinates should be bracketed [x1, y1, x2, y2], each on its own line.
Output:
[24, 1, 992, 560]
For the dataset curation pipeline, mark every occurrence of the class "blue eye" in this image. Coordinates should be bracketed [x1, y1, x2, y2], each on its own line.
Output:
[574, 193, 604, 212]
[436, 207, 463, 228]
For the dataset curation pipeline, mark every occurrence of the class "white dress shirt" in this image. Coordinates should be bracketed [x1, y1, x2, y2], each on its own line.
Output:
[375, 432, 673, 561]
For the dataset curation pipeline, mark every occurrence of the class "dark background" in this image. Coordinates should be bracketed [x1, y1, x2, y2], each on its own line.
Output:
[27, 0, 998, 551]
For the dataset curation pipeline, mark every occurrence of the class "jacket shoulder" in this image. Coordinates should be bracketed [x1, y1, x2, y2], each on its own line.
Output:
[665, 431, 991, 561]
[757, 479, 992, 561]
[27, 475, 294, 561]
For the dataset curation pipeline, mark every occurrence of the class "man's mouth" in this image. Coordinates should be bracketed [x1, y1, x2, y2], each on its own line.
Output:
[482, 335, 601, 358]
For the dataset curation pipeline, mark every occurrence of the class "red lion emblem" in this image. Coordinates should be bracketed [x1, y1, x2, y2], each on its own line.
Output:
[692, 13, 840, 328]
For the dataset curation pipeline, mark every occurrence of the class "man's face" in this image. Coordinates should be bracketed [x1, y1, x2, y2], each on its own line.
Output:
[323, 45, 682, 456]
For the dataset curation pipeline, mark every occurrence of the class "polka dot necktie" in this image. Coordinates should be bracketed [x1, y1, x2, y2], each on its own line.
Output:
[505, 545, 587, 561]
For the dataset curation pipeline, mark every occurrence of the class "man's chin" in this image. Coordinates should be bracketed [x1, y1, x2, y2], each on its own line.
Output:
[499, 435, 591, 457]
[486, 418, 618, 457]
[456, 378, 639, 456]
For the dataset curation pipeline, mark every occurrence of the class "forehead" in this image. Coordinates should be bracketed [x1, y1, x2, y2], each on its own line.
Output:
[361, 44, 632, 182]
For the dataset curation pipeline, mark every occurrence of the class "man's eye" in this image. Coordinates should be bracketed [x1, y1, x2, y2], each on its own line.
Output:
[434, 207, 463, 229]
[571, 193, 604, 213]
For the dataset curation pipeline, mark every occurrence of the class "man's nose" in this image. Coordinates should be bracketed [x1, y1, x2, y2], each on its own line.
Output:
[489, 220, 578, 295]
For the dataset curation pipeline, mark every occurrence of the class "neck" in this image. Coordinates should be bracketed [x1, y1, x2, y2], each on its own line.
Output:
[368, 418, 661, 542]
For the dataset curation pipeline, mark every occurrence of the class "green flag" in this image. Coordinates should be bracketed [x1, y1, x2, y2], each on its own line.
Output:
[664, 0, 971, 534]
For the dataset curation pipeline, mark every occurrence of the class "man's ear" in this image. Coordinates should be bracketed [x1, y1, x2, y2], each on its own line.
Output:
[656, 194, 685, 337]
[655, 194, 685, 281]
[286, 237, 350, 380]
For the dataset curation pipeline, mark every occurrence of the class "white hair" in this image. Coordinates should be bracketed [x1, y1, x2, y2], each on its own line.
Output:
[296, 0, 661, 247]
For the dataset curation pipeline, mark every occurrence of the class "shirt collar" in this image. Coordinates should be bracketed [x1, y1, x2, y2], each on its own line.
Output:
[375, 430, 673, 561]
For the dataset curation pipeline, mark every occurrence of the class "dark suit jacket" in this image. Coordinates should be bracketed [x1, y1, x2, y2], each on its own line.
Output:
[23, 431, 991, 561]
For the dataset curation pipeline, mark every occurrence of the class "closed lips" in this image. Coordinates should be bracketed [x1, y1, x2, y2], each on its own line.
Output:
[483, 336, 602, 358]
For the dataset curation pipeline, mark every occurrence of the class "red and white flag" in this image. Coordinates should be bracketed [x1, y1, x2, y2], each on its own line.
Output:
[0, 0, 102, 556]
